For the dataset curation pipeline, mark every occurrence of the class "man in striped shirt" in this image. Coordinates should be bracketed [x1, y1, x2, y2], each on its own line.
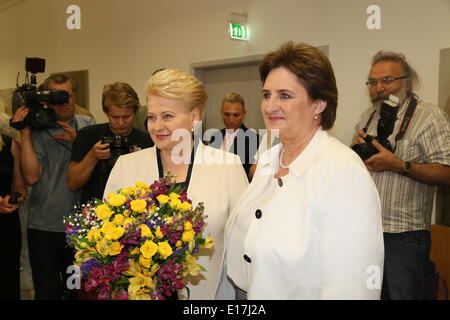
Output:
[352, 51, 450, 300]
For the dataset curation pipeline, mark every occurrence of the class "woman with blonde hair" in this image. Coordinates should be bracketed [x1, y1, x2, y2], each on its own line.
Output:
[104, 69, 248, 299]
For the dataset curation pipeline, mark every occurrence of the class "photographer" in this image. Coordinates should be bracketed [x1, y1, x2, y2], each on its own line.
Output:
[11, 73, 95, 300]
[68, 82, 152, 203]
[352, 51, 450, 300]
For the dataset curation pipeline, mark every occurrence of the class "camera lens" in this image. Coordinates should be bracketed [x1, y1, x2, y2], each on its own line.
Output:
[29, 108, 56, 129]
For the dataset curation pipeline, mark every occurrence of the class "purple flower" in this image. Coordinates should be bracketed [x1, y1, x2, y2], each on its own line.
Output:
[180, 192, 191, 204]
[169, 231, 181, 245]
[80, 259, 101, 278]
[97, 286, 112, 300]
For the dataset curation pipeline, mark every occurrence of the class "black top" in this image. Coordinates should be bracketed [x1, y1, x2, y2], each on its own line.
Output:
[208, 124, 261, 180]
[71, 123, 153, 203]
[0, 135, 13, 197]
[156, 139, 199, 192]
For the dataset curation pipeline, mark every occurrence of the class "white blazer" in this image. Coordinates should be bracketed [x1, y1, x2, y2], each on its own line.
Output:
[104, 142, 249, 299]
[216, 129, 384, 300]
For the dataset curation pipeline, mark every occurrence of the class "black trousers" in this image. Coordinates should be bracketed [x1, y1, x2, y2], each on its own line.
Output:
[27, 229, 75, 300]
[0, 211, 21, 300]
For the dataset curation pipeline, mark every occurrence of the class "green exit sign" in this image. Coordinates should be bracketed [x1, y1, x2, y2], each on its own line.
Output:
[229, 22, 248, 40]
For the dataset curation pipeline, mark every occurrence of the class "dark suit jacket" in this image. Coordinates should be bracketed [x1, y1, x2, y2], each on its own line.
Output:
[208, 124, 260, 180]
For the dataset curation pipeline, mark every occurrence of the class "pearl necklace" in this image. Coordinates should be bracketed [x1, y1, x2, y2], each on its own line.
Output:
[279, 146, 289, 169]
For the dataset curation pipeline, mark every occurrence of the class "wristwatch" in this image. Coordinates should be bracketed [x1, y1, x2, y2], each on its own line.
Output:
[403, 161, 411, 176]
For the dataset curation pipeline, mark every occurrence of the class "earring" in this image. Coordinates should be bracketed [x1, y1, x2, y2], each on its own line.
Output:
[314, 114, 320, 120]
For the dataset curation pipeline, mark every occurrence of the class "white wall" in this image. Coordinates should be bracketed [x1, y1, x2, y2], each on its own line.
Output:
[1, 0, 449, 144]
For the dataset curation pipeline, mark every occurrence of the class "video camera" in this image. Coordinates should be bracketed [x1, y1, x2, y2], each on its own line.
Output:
[11, 58, 69, 130]
[352, 94, 400, 160]
[101, 135, 131, 168]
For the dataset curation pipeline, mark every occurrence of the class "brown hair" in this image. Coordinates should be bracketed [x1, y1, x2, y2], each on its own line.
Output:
[259, 41, 338, 130]
[102, 82, 140, 113]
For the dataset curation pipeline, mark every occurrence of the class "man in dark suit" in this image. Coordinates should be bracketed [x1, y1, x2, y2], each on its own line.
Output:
[209, 92, 260, 181]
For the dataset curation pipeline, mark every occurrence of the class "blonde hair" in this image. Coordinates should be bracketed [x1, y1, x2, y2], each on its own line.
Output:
[221, 92, 246, 111]
[145, 69, 207, 119]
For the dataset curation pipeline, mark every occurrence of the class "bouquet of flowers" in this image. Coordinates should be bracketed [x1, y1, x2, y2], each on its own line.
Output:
[64, 177, 214, 300]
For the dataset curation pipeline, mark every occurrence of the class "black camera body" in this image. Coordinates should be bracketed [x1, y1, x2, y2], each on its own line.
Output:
[12, 57, 69, 130]
[352, 94, 400, 160]
[101, 135, 131, 167]
[13, 86, 69, 130]
[8, 192, 22, 205]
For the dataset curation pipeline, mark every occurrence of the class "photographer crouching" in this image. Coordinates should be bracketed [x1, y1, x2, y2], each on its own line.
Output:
[67, 82, 153, 204]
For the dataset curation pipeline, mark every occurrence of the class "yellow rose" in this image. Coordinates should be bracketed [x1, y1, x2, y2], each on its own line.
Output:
[121, 186, 137, 196]
[130, 199, 147, 213]
[157, 241, 173, 260]
[140, 240, 158, 259]
[135, 182, 150, 190]
[184, 221, 193, 231]
[166, 217, 173, 224]
[175, 240, 182, 248]
[109, 194, 126, 207]
[157, 194, 169, 205]
[95, 204, 113, 221]
[139, 255, 152, 268]
[107, 192, 116, 199]
[112, 214, 125, 225]
[139, 224, 153, 239]
[181, 202, 192, 211]
[119, 187, 131, 196]
[124, 217, 135, 227]
[169, 198, 182, 209]
[130, 247, 140, 255]
[155, 226, 164, 239]
[182, 230, 196, 243]
[169, 192, 180, 199]
[108, 241, 124, 256]
[95, 238, 109, 256]
[101, 222, 115, 234]
[104, 226, 125, 241]
[87, 229, 102, 242]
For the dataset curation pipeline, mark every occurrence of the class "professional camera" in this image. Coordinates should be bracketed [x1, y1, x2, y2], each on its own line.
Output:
[352, 94, 400, 160]
[101, 135, 131, 167]
[11, 58, 69, 130]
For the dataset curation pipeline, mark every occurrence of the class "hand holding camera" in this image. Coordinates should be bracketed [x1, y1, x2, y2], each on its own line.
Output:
[90, 140, 112, 161]
[0, 192, 23, 214]
[101, 135, 130, 168]
[352, 94, 399, 160]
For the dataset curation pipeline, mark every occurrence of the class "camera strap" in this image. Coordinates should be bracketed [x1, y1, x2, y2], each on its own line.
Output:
[363, 96, 418, 150]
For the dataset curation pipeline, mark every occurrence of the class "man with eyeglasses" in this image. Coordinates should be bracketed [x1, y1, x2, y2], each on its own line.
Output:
[11, 73, 96, 300]
[352, 51, 450, 300]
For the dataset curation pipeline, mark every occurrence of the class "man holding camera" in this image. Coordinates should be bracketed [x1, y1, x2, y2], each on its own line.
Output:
[11, 73, 96, 300]
[352, 51, 450, 300]
[68, 82, 152, 204]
